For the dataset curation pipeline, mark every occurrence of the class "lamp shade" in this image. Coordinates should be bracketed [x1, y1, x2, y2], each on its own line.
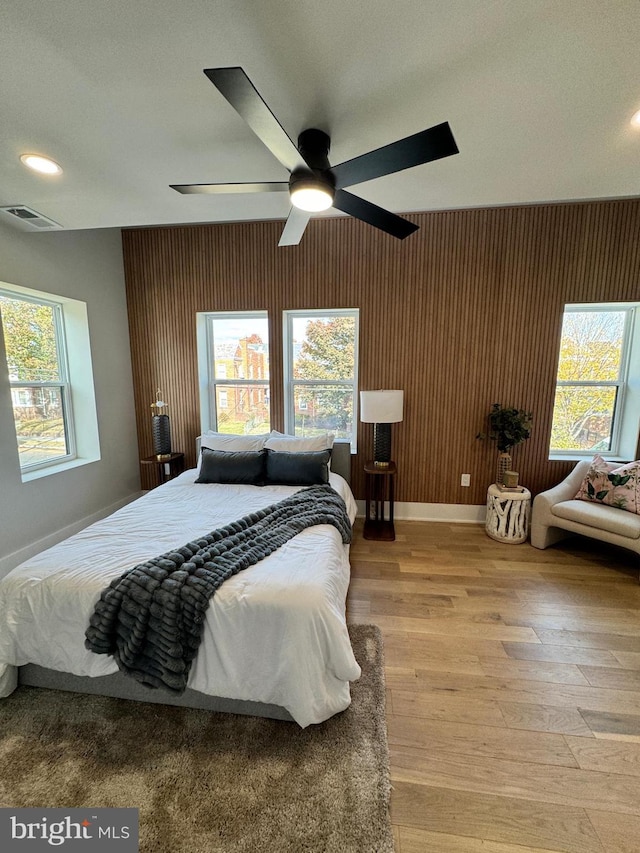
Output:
[360, 390, 404, 424]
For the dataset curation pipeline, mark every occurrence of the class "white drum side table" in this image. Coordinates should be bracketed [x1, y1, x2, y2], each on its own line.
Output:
[485, 484, 531, 544]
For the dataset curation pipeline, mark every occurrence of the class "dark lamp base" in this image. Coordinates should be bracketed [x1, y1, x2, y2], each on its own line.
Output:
[373, 423, 392, 465]
[152, 414, 172, 458]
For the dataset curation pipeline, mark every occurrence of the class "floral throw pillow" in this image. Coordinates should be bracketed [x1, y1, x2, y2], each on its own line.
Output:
[574, 455, 640, 514]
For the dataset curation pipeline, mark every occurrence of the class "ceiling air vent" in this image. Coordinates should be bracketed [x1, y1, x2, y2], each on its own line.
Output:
[0, 205, 62, 230]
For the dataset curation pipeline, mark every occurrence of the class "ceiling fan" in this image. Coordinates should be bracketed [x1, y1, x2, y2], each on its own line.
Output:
[171, 67, 459, 246]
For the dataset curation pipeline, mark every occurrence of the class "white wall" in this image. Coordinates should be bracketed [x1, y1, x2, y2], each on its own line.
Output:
[0, 223, 140, 572]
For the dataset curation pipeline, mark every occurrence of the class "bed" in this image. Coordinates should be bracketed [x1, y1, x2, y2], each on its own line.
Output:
[0, 437, 360, 727]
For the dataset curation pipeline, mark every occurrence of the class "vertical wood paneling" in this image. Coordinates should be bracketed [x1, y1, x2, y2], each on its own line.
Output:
[123, 199, 640, 500]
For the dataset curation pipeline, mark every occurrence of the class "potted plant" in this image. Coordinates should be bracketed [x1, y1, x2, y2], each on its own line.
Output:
[477, 403, 533, 485]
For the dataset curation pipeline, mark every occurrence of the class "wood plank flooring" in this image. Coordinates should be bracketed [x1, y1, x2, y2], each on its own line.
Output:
[347, 520, 640, 853]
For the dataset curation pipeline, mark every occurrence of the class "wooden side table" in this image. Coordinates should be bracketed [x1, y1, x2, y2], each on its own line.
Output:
[485, 483, 531, 543]
[363, 461, 397, 541]
[140, 452, 185, 487]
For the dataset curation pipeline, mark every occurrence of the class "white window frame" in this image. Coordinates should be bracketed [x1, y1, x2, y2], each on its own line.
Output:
[196, 310, 270, 433]
[550, 302, 640, 461]
[0, 288, 77, 474]
[283, 308, 359, 451]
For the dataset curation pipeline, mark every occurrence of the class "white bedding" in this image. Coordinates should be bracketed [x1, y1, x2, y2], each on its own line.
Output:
[0, 470, 361, 727]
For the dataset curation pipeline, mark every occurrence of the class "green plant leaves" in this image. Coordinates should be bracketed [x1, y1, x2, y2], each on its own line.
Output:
[485, 403, 533, 452]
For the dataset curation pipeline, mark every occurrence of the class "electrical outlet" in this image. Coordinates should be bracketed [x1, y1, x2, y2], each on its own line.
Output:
[461, 474, 471, 487]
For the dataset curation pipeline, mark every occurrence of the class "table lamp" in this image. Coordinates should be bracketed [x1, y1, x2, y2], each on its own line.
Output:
[151, 388, 172, 460]
[360, 390, 403, 467]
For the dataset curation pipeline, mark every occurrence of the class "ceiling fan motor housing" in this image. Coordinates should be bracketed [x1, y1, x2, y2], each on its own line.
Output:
[289, 128, 336, 205]
[297, 128, 331, 170]
[289, 168, 335, 196]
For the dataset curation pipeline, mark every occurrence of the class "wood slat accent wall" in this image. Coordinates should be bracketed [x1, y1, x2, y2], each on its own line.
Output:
[122, 198, 640, 501]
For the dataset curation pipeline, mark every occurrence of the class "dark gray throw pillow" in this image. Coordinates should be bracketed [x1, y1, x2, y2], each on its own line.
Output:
[265, 448, 331, 486]
[195, 448, 266, 485]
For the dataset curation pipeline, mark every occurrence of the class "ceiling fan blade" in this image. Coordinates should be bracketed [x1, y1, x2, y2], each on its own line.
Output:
[278, 207, 312, 246]
[171, 182, 289, 195]
[331, 122, 459, 189]
[204, 67, 303, 173]
[333, 189, 418, 240]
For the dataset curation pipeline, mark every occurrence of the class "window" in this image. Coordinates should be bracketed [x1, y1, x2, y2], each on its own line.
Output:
[197, 311, 270, 434]
[550, 303, 640, 459]
[0, 290, 75, 472]
[283, 309, 359, 447]
[0, 281, 100, 481]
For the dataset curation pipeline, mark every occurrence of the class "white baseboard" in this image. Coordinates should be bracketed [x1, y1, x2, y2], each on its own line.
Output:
[355, 500, 486, 524]
[0, 492, 143, 579]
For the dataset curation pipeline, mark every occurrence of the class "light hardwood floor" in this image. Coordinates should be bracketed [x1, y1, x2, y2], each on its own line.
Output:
[346, 520, 640, 853]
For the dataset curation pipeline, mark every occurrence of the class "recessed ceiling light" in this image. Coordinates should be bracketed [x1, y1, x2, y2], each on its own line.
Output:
[19, 154, 63, 175]
[631, 109, 640, 129]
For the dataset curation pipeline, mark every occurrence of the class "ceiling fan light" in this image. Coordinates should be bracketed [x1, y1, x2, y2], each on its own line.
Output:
[289, 170, 335, 212]
[290, 185, 334, 212]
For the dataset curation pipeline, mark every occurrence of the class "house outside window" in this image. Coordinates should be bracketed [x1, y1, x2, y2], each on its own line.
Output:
[0, 290, 76, 472]
[197, 311, 270, 434]
[283, 309, 359, 448]
[550, 303, 640, 459]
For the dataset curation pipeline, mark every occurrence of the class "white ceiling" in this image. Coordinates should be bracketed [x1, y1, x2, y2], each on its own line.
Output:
[1, 0, 639, 232]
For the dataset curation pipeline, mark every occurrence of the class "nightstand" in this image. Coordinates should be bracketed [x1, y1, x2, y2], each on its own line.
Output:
[363, 461, 397, 541]
[140, 452, 185, 487]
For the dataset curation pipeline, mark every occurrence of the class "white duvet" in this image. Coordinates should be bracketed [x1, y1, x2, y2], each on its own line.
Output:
[0, 470, 361, 727]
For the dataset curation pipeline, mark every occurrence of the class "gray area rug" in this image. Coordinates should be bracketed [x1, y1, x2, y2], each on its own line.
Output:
[0, 624, 392, 853]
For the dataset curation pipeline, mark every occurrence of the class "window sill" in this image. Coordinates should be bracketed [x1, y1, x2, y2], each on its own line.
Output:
[21, 454, 100, 483]
[548, 454, 628, 464]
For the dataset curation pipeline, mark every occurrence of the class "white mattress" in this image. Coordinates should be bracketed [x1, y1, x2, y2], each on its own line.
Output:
[0, 470, 361, 727]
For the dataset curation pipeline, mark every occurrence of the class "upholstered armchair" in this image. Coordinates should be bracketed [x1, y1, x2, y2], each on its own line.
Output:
[531, 461, 640, 561]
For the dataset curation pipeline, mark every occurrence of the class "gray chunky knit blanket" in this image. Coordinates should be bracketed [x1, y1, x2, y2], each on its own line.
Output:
[85, 484, 352, 693]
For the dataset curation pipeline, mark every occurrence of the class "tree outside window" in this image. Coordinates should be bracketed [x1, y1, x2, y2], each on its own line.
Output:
[285, 310, 359, 444]
[0, 292, 74, 470]
[550, 308, 632, 455]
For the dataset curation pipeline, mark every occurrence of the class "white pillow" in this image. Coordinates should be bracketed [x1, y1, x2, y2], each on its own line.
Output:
[201, 432, 269, 452]
[197, 432, 270, 473]
[264, 432, 334, 452]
